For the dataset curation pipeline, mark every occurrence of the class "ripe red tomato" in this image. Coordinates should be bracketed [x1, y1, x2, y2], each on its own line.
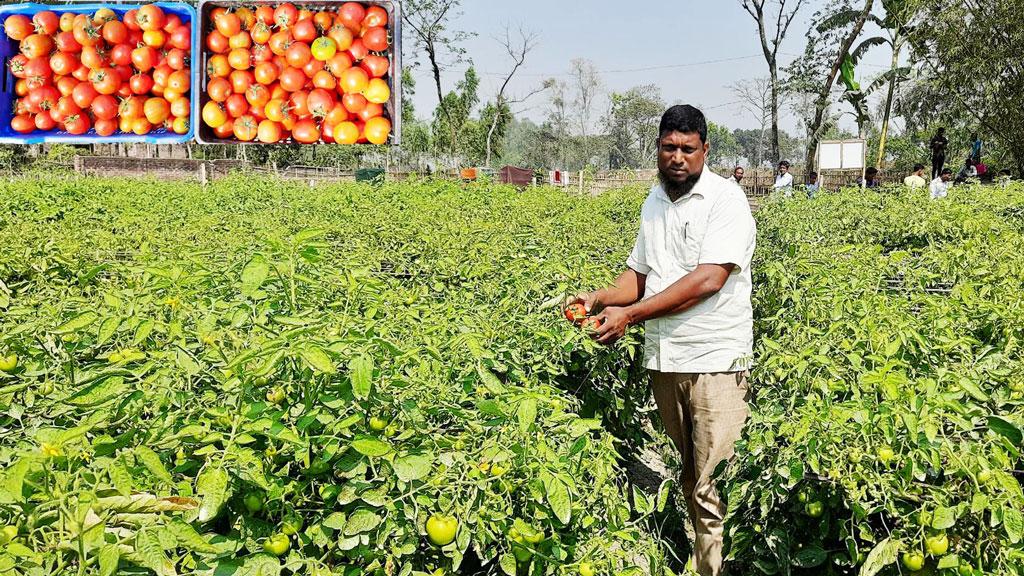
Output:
[292, 118, 320, 143]
[228, 48, 251, 71]
[207, 77, 232, 102]
[256, 119, 282, 143]
[324, 102, 350, 127]
[254, 62, 279, 85]
[339, 67, 369, 95]
[129, 73, 154, 95]
[32, 11, 60, 36]
[4, 15, 33, 41]
[362, 27, 389, 52]
[163, 13, 182, 34]
[361, 55, 390, 78]
[338, 3, 366, 32]
[342, 93, 367, 114]
[234, 7, 256, 31]
[165, 48, 187, 71]
[274, 3, 298, 29]
[110, 43, 133, 66]
[233, 114, 258, 141]
[289, 90, 310, 117]
[72, 64, 91, 82]
[23, 57, 52, 83]
[122, 9, 140, 31]
[307, 88, 335, 118]
[51, 96, 81, 123]
[357, 102, 384, 123]
[8, 54, 29, 78]
[225, 93, 249, 118]
[363, 6, 389, 28]
[131, 117, 152, 135]
[54, 31, 82, 54]
[56, 76, 78, 97]
[137, 5, 166, 32]
[251, 43, 273, 65]
[278, 66, 306, 92]
[207, 54, 230, 78]
[246, 83, 270, 108]
[11, 114, 35, 134]
[285, 43, 312, 68]
[230, 70, 255, 94]
[14, 79, 29, 97]
[292, 19, 317, 43]
[168, 24, 191, 50]
[72, 19, 101, 47]
[348, 38, 369, 62]
[32, 85, 60, 112]
[328, 24, 354, 52]
[71, 81, 99, 108]
[213, 117, 234, 138]
[90, 67, 122, 95]
[152, 64, 173, 88]
[364, 116, 390, 145]
[35, 111, 57, 131]
[90, 94, 118, 120]
[144, 97, 170, 124]
[81, 46, 109, 70]
[229, 31, 252, 50]
[102, 20, 128, 44]
[94, 117, 117, 136]
[21, 34, 54, 59]
[167, 69, 190, 93]
[207, 30, 229, 54]
[132, 46, 157, 72]
[327, 52, 354, 77]
[215, 12, 241, 37]
[312, 69, 336, 90]
[269, 30, 293, 56]
[334, 120, 358, 144]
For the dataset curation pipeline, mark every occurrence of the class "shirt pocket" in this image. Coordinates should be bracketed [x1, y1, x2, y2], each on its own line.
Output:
[673, 217, 704, 271]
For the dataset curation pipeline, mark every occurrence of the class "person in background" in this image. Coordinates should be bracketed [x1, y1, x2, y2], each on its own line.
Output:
[956, 158, 978, 183]
[930, 128, 948, 179]
[931, 167, 953, 199]
[998, 169, 1012, 189]
[970, 133, 983, 165]
[805, 171, 819, 198]
[861, 167, 880, 188]
[731, 166, 744, 185]
[773, 160, 794, 196]
[904, 164, 928, 189]
[565, 104, 756, 576]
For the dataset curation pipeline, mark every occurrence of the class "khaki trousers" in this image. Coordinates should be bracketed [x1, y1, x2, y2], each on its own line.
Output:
[651, 370, 751, 576]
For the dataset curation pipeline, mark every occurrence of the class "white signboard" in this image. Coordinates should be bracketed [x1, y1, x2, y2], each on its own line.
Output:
[817, 140, 866, 170]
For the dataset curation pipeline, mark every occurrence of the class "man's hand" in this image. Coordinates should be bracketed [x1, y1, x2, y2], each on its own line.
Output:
[563, 291, 599, 315]
[592, 306, 632, 345]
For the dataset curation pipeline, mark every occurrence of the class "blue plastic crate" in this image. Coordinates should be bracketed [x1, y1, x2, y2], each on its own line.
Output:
[0, 2, 198, 144]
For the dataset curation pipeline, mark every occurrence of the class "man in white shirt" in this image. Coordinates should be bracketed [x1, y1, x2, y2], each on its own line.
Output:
[931, 167, 953, 199]
[731, 165, 744, 185]
[904, 164, 927, 189]
[564, 105, 755, 576]
[773, 160, 794, 196]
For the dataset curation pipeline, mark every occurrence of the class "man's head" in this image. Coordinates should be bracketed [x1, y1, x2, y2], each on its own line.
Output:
[778, 160, 790, 174]
[940, 168, 953, 182]
[972, 133, 979, 140]
[808, 171, 818, 183]
[656, 105, 708, 198]
[938, 127, 946, 136]
[866, 167, 879, 181]
[733, 166, 744, 182]
[913, 163, 925, 175]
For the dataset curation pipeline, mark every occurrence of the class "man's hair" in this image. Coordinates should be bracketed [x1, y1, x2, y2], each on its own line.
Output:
[972, 133, 979, 139]
[809, 171, 818, 178]
[734, 165, 743, 171]
[913, 163, 925, 172]
[658, 105, 708, 143]
[866, 167, 879, 176]
[941, 168, 953, 175]
[778, 160, 790, 169]
[938, 127, 946, 133]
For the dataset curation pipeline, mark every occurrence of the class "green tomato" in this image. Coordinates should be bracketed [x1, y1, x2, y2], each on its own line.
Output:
[39, 380, 54, 396]
[977, 470, 992, 483]
[579, 562, 595, 576]
[523, 528, 544, 544]
[876, 446, 895, 464]
[804, 501, 824, 518]
[490, 464, 507, 477]
[796, 489, 810, 504]
[925, 533, 949, 556]
[0, 525, 17, 545]
[263, 533, 290, 556]
[957, 564, 974, 576]
[425, 514, 458, 547]
[243, 492, 264, 514]
[281, 513, 303, 536]
[0, 354, 18, 373]
[902, 551, 925, 572]
[266, 387, 286, 405]
[368, 416, 389, 432]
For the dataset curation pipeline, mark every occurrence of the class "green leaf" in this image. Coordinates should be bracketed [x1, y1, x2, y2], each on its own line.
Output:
[65, 376, 127, 407]
[300, 346, 336, 374]
[54, 311, 98, 334]
[343, 508, 382, 535]
[860, 537, 899, 576]
[3, 459, 30, 503]
[322, 512, 346, 530]
[544, 475, 571, 524]
[987, 416, 1022, 446]
[351, 436, 392, 457]
[196, 465, 230, 523]
[936, 555, 960, 570]
[350, 355, 373, 400]
[476, 364, 506, 395]
[792, 543, 827, 567]
[393, 453, 433, 482]
[931, 506, 956, 530]
[499, 553, 517, 575]
[957, 377, 989, 402]
[166, 519, 217, 554]
[1005, 507, 1023, 544]
[97, 545, 119, 576]
[134, 528, 169, 575]
[656, 478, 673, 513]
[240, 554, 281, 576]
[240, 254, 270, 297]
[516, 398, 537, 434]
[135, 446, 173, 486]
[96, 316, 120, 346]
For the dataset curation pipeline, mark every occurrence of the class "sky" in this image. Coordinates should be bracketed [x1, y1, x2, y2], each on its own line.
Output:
[402, 0, 894, 134]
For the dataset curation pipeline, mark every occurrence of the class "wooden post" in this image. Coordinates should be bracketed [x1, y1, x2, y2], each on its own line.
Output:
[199, 162, 208, 186]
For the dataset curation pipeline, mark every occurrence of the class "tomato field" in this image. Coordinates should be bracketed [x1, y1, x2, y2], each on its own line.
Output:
[0, 175, 1023, 576]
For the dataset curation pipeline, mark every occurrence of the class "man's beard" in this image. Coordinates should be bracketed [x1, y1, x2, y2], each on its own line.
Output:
[659, 170, 702, 199]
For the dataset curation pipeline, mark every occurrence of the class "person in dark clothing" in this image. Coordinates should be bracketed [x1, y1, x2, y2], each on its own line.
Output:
[930, 128, 948, 179]
[970, 133, 983, 165]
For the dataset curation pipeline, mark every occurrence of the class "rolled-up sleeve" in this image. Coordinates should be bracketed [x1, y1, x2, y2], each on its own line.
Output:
[698, 195, 755, 272]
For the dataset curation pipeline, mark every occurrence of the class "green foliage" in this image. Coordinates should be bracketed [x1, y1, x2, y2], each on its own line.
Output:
[724, 184, 1024, 576]
[0, 175, 675, 576]
[605, 86, 665, 169]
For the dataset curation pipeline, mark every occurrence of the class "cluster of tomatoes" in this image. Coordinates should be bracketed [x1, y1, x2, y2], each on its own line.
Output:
[200, 2, 392, 145]
[564, 303, 604, 331]
[4, 5, 192, 137]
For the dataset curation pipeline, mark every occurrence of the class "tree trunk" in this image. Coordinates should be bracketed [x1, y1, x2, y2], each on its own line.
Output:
[485, 104, 501, 167]
[804, 0, 875, 174]
[769, 62, 780, 164]
[876, 35, 902, 168]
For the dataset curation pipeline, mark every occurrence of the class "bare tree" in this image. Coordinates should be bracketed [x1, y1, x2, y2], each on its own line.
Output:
[740, 0, 807, 165]
[402, 0, 474, 150]
[484, 26, 548, 166]
[569, 59, 603, 167]
[732, 77, 774, 168]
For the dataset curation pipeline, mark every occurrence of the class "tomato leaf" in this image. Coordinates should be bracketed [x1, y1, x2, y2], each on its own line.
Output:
[300, 345, 337, 374]
[516, 398, 537, 434]
[134, 528, 173, 576]
[542, 472, 572, 524]
[240, 254, 270, 297]
[937, 554, 960, 569]
[167, 519, 217, 554]
[54, 311, 98, 334]
[135, 446, 173, 486]
[393, 453, 433, 482]
[65, 376, 127, 407]
[932, 506, 957, 530]
[240, 554, 281, 576]
[343, 508, 382, 535]
[97, 544, 119, 576]
[499, 553, 517, 575]
[350, 355, 373, 399]
[476, 364, 506, 395]
[792, 542, 827, 567]
[986, 416, 1022, 446]
[196, 465, 230, 523]
[860, 537, 899, 576]
[351, 436, 392, 457]
[1005, 508, 1023, 544]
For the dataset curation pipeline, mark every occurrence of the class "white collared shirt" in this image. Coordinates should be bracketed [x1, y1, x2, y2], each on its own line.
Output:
[930, 177, 950, 199]
[774, 172, 794, 197]
[904, 174, 927, 189]
[626, 166, 756, 374]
